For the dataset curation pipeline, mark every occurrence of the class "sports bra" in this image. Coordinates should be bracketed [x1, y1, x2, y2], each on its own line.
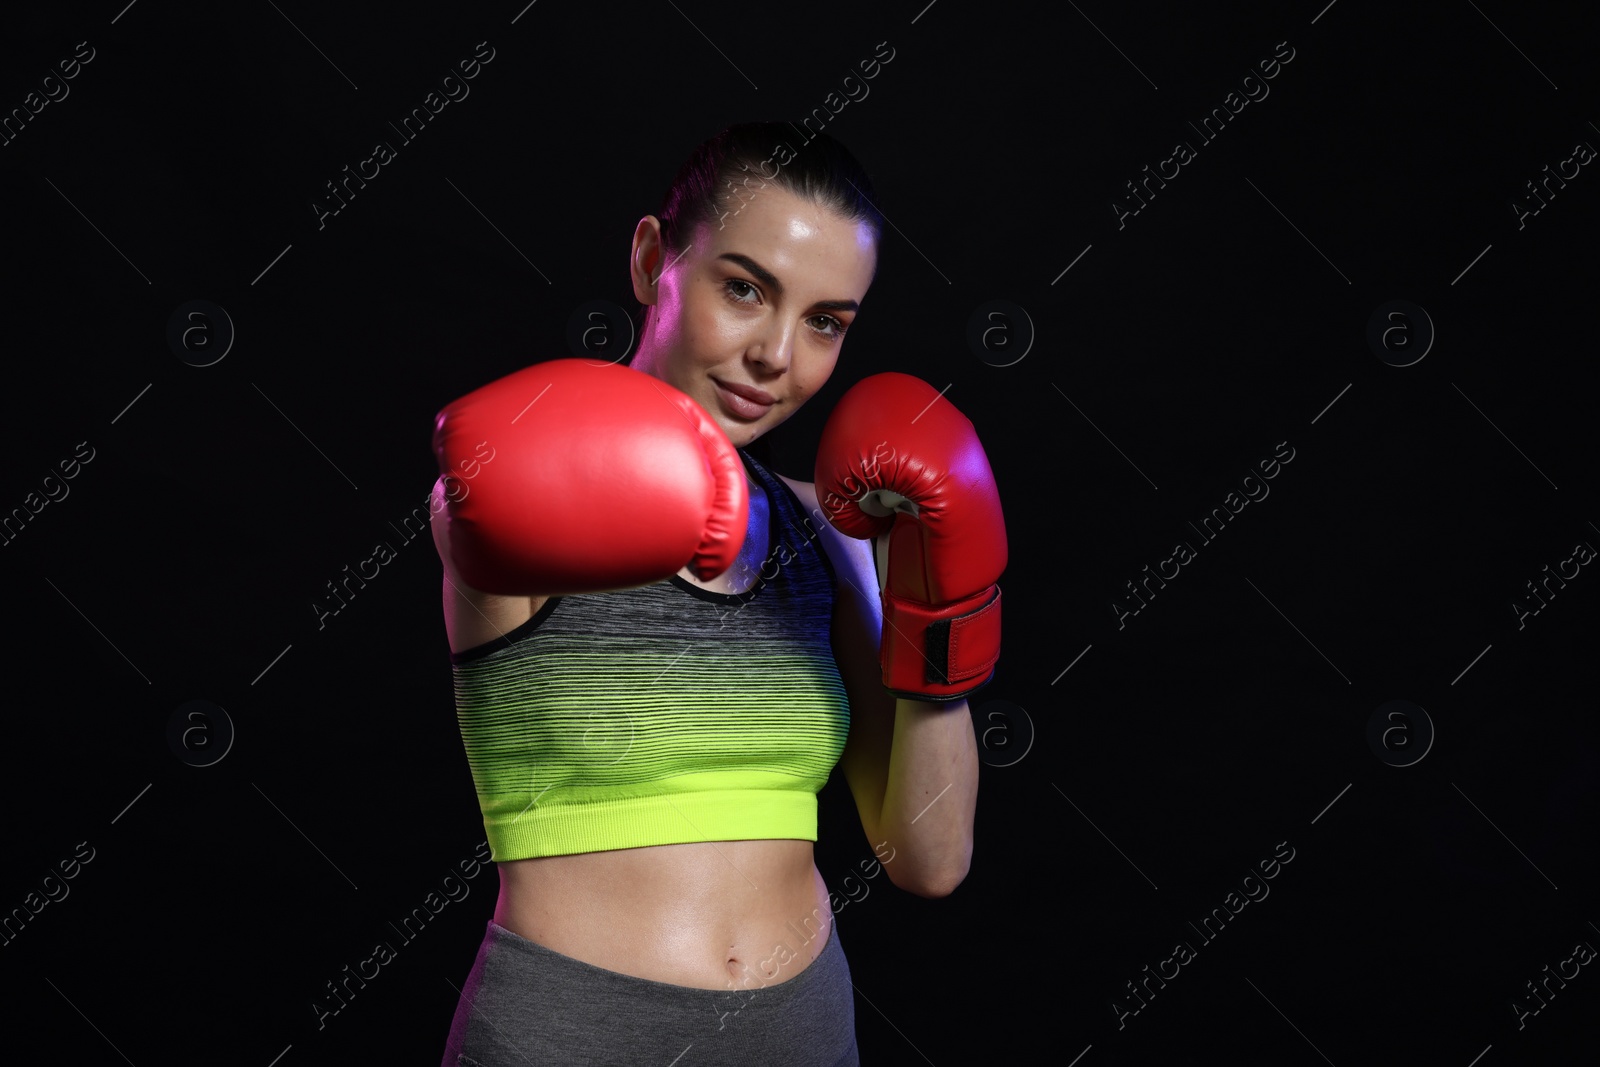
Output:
[449, 449, 851, 861]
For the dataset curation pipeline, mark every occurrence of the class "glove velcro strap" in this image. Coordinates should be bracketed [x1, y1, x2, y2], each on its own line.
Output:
[881, 585, 1002, 701]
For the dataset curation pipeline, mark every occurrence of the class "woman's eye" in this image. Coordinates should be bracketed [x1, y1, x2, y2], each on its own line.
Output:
[812, 316, 848, 339]
[723, 279, 846, 339]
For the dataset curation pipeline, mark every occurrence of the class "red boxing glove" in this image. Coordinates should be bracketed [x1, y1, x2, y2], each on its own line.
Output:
[815, 374, 1006, 702]
[432, 359, 747, 596]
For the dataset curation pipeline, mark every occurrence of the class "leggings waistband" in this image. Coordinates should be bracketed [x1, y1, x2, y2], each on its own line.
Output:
[442, 916, 859, 1066]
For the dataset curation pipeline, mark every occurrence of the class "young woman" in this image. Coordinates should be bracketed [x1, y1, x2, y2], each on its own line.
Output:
[432, 123, 1000, 1065]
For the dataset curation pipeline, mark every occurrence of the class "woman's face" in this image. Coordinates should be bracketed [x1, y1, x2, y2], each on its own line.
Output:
[628, 183, 878, 448]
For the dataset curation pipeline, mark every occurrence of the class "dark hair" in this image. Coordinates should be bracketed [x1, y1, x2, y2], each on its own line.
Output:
[644, 123, 883, 319]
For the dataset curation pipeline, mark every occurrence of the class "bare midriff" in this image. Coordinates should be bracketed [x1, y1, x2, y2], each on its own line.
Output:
[492, 839, 835, 990]
[439, 470, 834, 990]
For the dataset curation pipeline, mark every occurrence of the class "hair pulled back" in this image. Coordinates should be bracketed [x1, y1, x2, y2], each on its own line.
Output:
[654, 122, 883, 267]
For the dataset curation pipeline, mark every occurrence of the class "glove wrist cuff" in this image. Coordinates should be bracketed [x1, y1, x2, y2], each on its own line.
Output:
[881, 585, 1002, 702]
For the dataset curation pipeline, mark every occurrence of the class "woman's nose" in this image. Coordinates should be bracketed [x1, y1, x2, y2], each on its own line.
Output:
[749, 329, 793, 372]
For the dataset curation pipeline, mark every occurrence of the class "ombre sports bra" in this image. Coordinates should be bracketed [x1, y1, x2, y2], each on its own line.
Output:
[449, 449, 851, 860]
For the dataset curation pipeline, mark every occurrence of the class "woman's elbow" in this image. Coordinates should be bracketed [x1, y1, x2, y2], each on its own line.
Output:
[891, 859, 970, 899]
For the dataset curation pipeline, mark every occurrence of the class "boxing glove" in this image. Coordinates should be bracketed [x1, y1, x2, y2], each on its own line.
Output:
[816, 374, 1006, 702]
[432, 358, 747, 596]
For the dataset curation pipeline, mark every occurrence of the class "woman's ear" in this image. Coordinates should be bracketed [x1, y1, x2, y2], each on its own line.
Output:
[630, 216, 663, 305]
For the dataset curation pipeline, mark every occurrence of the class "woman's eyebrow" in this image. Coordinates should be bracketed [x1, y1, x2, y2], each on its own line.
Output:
[717, 252, 860, 312]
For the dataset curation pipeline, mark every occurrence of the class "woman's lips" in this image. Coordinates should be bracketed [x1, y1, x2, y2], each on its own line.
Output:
[712, 379, 776, 420]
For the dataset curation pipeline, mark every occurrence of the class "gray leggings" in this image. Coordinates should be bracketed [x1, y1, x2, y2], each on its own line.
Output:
[440, 918, 860, 1066]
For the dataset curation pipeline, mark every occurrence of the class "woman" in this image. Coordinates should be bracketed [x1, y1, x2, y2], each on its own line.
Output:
[433, 123, 988, 1065]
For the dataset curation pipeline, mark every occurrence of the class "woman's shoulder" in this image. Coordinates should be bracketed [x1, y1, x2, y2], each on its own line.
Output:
[775, 473, 829, 541]
[775, 472, 816, 509]
[775, 474, 877, 593]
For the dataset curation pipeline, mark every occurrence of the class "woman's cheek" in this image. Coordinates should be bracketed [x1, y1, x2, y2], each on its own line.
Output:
[700, 306, 742, 351]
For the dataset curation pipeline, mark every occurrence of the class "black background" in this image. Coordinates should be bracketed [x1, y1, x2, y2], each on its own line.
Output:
[2, 1, 1597, 1064]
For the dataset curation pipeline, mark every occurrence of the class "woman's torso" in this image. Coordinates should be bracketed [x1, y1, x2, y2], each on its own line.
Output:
[437, 466, 837, 991]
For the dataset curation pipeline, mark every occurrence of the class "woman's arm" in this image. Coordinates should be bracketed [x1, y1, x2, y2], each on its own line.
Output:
[831, 532, 978, 898]
[783, 476, 978, 898]
[429, 475, 541, 656]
